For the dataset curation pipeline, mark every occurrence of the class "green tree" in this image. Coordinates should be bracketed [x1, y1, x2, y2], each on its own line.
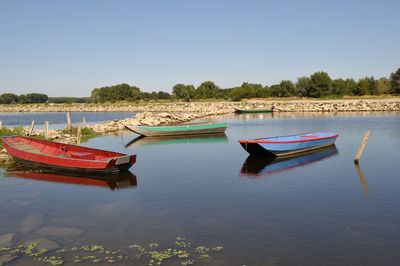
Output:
[228, 82, 266, 101]
[157, 91, 171, 100]
[130, 86, 142, 101]
[172, 84, 196, 100]
[355, 77, 377, 95]
[280, 80, 297, 97]
[296, 77, 311, 97]
[0, 93, 19, 104]
[331, 79, 348, 97]
[269, 85, 282, 97]
[345, 79, 357, 96]
[390, 68, 400, 94]
[25, 93, 48, 103]
[308, 72, 332, 98]
[18, 94, 27, 103]
[196, 81, 219, 99]
[90, 88, 101, 103]
[90, 84, 143, 102]
[377, 77, 391, 95]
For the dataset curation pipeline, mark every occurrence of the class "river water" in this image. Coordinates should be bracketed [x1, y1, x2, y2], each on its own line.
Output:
[0, 112, 136, 129]
[0, 112, 399, 265]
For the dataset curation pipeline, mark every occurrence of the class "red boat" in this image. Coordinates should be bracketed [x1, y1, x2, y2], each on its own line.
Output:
[2, 136, 136, 174]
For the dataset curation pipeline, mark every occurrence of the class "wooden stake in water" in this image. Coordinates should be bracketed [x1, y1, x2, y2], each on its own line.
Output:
[83, 117, 86, 127]
[354, 130, 370, 164]
[45, 121, 49, 139]
[77, 125, 81, 146]
[28, 120, 35, 136]
[66, 111, 72, 130]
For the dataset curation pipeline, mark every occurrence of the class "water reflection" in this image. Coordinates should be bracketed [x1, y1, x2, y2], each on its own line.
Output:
[241, 145, 339, 178]
[126, 133, 228, 148]
[4, 168, 137, 190]
[355, 164, 369, 195]
[234, 113, 274, 121]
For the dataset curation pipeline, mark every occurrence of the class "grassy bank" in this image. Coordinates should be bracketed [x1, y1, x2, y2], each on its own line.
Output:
[0, 127, 24, 148]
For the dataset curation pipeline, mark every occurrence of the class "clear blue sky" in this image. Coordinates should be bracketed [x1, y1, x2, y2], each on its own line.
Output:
[1, 0, 399, 97]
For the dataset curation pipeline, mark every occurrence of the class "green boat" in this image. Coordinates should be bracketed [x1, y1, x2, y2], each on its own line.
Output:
[234, 108, 273, 114]
[125, 122, 228, 137]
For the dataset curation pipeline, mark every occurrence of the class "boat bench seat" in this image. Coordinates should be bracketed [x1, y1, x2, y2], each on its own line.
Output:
[69, 152, 95, 160]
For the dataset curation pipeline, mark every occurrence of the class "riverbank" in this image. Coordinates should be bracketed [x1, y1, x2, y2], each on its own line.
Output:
[1, 98, 400, 164]
[1, 97, 400, 113]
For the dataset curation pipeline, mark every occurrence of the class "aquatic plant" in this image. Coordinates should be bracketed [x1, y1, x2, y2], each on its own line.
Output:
[0, 237, 224, 265]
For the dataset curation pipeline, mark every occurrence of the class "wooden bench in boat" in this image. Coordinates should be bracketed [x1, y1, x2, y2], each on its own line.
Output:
[69, 152, 95, 160]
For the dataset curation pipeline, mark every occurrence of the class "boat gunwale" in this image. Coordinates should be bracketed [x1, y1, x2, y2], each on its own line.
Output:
[234, 108, 273, 113]
[239, 132, 339, 144]
[132, 122, 228, 131]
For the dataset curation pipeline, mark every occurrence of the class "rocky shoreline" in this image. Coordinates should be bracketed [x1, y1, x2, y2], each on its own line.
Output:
[1, 98, 400, 164]
[1, 98, 400, 113]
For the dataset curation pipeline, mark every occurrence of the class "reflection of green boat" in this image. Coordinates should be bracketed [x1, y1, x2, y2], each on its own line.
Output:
[126, 134, 228, 148]
[234, 108, 273, 114]
[125, 122, 227, 137]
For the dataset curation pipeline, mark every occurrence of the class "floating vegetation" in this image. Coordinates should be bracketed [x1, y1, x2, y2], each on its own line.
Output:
[34, 256, 64, 266]
[0, 237, 224, 265]
[149, 243, 159, 249]
[0, 242, 61, 266]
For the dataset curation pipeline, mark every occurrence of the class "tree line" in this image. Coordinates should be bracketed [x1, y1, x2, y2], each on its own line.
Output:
[90, 68, 400, 102]
[0, 93, 49, 104]
[0, 93, 89, 104]
[90, 83, 170, 103]
[1, 68, 399, 104]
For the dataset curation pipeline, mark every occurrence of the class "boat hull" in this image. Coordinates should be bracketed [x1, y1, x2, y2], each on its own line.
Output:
[239, 132, 339, 157]
[2, 136, 136, 174]
[235, 108, 273, 114]
[125, 123, 227, 137]
[12, 157, 133, 174]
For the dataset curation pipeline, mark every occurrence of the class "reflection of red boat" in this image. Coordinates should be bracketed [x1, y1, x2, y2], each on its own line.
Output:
[2, 136, 136, 174]
[5, 169, 137, 190]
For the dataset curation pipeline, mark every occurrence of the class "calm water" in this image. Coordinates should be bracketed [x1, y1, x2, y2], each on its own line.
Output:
[0, 112, 136, 129]
[1, 112, 400, 265]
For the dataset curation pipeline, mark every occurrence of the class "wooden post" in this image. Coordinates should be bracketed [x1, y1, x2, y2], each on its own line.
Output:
[28, 120, 35, 136]
[77, 125, 81, 146]
[0, 121, 2, 129]
[354, 131, 370, 164]
[82, 117, 86, 127]
[66, 111, 72, 130]
[45, 121, 49, 139]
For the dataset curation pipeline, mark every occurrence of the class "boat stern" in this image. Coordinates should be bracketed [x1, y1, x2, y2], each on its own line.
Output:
[239, 140, 277, 157]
